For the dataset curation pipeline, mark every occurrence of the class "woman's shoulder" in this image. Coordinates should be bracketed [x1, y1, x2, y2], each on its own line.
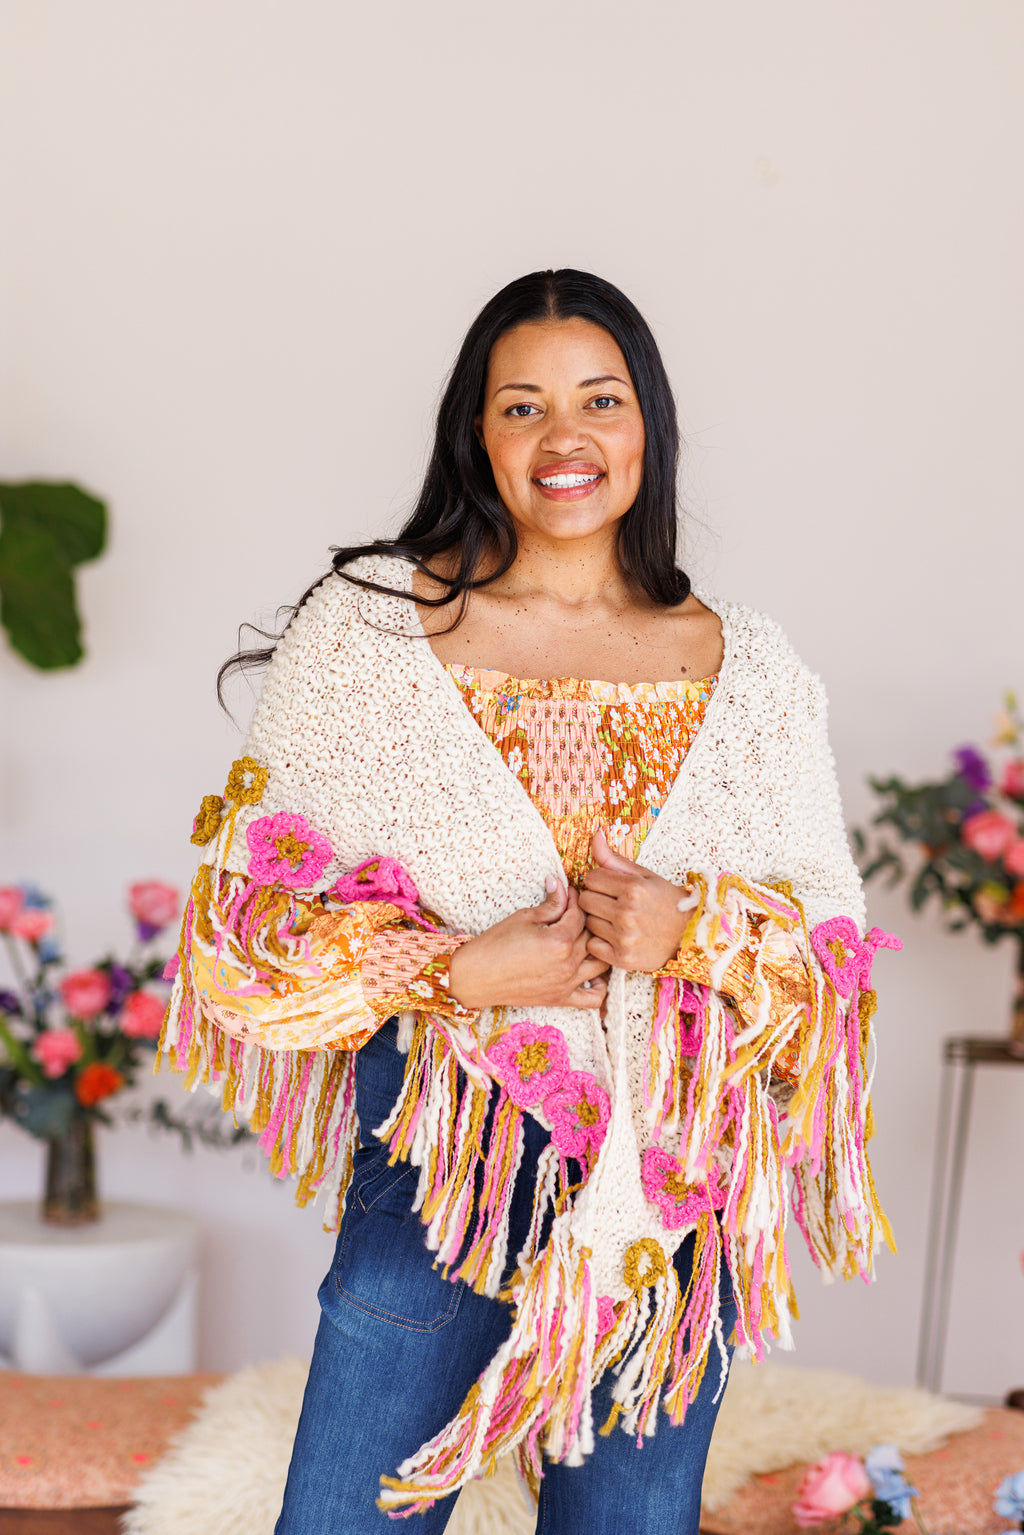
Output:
[694, 589, 827, 708]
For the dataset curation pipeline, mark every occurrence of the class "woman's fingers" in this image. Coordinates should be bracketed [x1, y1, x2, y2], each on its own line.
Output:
[566, 975, 608, 1008]
[585, 933, 616, 965]
[577, 886, 619, 921]
[581, 865, 632, 898]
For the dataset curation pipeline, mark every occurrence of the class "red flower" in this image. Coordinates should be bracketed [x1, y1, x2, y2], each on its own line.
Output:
[74, 1062, 125, 1107]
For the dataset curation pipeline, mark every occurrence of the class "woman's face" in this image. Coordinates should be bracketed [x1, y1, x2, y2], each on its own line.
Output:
[477, 318, 645, 549]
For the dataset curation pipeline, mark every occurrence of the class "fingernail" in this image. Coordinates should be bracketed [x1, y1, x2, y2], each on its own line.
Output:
[544, 875, 557, 894]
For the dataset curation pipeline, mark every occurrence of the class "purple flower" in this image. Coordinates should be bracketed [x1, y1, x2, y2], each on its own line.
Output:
[952, 745, 991, 793]
[0, 989, 22, 1017]
[106, 965, 135, 1012]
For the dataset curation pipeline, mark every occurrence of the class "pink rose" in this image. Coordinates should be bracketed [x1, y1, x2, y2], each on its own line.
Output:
[120, 990, 167, 1040]
[1002, 759, 1024, 802]
[60, 969, 112, 1019]
[128, 881, 180, 936]
[11, 909, 55, 943]
[1004, 839, 1024, 879]
[31, 1028, 83, 1079]
[793, 1452, 872, 1527]
[962, 809, 1018, 862]
[0, 887, 25, 931]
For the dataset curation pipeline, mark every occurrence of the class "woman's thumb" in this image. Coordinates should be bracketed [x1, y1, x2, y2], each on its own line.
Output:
[592, 825, 636, 872]
[537, 874, 567, 918]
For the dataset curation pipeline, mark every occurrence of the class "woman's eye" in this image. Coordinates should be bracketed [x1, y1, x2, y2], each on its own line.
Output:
[589, 395, 619, 410]
[506, 402, 539, 418]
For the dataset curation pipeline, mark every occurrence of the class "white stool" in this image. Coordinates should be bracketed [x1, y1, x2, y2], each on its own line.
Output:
[0, 1200, 199, 1375]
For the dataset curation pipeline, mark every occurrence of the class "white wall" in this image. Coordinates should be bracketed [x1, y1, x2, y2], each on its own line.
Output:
[2, 0, 1023, 1394]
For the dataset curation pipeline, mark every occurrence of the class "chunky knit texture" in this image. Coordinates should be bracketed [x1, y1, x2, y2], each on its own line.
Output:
[159, 553, 898, 1515]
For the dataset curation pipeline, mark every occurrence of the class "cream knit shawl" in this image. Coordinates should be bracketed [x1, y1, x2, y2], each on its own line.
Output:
[161, 554, 894, 1514]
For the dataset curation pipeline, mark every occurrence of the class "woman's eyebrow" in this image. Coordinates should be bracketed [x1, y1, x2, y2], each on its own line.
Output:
[494, 374, 629, 396]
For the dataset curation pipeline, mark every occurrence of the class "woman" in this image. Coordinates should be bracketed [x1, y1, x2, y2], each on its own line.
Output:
[162, 269, 898, 1534]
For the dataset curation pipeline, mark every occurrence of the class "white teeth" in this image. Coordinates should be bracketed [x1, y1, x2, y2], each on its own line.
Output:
[537, 472, 600, 488]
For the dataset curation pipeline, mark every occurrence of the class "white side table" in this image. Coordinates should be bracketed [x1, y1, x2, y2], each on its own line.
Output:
[0, 1201, 200, 1376]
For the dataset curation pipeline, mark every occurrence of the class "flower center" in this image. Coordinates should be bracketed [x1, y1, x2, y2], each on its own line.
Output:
[662, 1169, 691, 1201]
[514, 1041, 550, 1081]
[575, 1098, 600, 1127]
[827, 937, 852, 968]
[274, 833, 309, 869]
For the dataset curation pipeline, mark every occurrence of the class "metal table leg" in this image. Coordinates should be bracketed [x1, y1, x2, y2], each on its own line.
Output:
[916, 1049, 975, 1392]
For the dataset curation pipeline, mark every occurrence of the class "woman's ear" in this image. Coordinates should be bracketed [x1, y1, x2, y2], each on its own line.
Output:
[473, 413, 485, 449]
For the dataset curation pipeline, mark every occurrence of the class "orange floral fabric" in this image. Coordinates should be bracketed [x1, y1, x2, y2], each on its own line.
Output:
[444, 666, 717, 886]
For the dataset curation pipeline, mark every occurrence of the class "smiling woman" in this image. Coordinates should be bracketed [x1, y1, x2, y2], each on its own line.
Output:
[165, 270, 898, 1535]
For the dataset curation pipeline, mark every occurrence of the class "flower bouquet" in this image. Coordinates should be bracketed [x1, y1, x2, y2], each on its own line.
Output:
[793, 1446, 1024, 1534]
[0, 879, 236, 1224]
[855, 695, 1024, 1052]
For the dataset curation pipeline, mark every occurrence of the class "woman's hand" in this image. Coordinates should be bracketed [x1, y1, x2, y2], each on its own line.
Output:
[580, 827, 688, 973]
[447, 879, 609, 1011]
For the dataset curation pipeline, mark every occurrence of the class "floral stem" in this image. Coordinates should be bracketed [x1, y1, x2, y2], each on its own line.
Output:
[0, 1013, 45, 1086]
[910, 1498, 931, 1535]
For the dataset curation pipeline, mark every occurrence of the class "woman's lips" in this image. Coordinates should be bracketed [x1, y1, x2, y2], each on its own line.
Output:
[532, 462, 605, 502]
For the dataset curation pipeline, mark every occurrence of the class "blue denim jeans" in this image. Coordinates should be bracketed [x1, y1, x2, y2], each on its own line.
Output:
[275, 1021, 736, 1534]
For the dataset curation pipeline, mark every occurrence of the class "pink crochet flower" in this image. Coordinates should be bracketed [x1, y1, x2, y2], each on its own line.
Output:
[596, 1295, 617, 1337]
[31, 1028, 83, 1079]
[543, 1071, 610, 1163]
[488, 1022, 570, 1108]
[120, 990, 167, 1040]
[60, 970, 112, 1020]
[326, 858, 428, 925]
[246, 813, 333, 890]
[0, 887, 25, 931]
[642, 1147, 722, 1229]
[810, 918, 902, 997]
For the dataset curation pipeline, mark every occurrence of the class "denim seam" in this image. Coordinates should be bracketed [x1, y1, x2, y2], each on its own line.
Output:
[332, 1276, 464, 1333]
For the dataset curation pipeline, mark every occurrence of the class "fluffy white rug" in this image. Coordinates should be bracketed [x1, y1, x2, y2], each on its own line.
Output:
[122, 1356, 981, 1535]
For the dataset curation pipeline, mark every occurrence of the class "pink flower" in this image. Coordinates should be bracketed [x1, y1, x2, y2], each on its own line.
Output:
[962, 809, 1018, 862]
[128, 881, 180, 937]
[642, 1147, 723, 1229]
[810, 918, 902, 997]
[1002, 759, 1024, 802]
[60, 969, 112, 1019]
[246, 813, 333, 890]
[11, 909, 55, 944]
[793, 1452, 871, 1526]
[328, 858, 422, 921]
[120, 990, 167, 1040]
[1004, 839, 1024, 878]
[543, 1071, 610, 1164]
[0, 887, 25, 931]
[488, 1021, 570, 1108]
[31, 1028, 83, 1079]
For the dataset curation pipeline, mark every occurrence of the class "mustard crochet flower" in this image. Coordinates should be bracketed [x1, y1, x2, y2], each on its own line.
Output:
[225, 757, 268, 806]
[190, 794, 225, 846]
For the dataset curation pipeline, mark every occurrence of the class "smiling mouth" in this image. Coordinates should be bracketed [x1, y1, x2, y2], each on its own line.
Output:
[536, 471, 601, 489]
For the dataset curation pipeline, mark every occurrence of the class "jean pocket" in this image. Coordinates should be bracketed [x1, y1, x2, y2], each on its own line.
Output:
[330, 1159, 465, 1332]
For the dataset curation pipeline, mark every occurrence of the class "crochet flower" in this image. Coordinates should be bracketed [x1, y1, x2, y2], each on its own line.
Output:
[623, 1238, 667, 1292]
[810, 918, 902, 997]
[128, 881, 181, 940]
[120, 990, 167, 1040]
[488, 1022, 570, 1108]
[60, 970, 112, 1020]
[641, 1147, 722, 1229]
[543, 1071, 609, 1162]
[327, 858, 425, 924]
[246, 813, 333, 890]
[225, 757, 268, 806]
[864, 1445, 918, 1522]
[31, 1029, 83, 1079]
[191, 794, 225, 846]
[74, 1062, 125, 1107]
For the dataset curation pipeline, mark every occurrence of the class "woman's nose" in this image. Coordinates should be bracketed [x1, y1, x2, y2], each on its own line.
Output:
[539, 409, 588, 456]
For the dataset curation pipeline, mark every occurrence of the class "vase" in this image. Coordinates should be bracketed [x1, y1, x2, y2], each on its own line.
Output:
[43, 1114, 100, 1225]
[1012, 942, 1024, 1059]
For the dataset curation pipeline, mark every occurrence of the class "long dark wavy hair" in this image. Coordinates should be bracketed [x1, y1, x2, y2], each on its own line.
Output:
[219, 268, 689, 703]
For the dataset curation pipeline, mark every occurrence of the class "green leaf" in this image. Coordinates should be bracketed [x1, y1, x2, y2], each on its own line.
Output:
[0, 481, 107, 669]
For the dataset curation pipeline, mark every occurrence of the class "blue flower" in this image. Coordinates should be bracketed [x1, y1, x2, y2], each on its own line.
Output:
[17, 883, 53, 910]
[865, 1445, 918, 1522]
[994, 1469, 1024, 1522]
[952, 745, 992, 793]
[37, 937, 63, 966]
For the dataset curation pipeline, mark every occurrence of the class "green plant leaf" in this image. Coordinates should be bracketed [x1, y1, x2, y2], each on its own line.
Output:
[0, 481, 107, 669]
